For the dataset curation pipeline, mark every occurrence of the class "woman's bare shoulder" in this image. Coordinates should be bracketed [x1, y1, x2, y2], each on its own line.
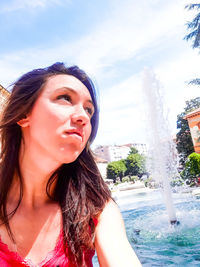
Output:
[97, 199, 125, 228]
[95, 199, 142, 267]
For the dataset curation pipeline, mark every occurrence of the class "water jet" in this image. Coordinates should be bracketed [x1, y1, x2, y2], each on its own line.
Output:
[142, 68, 179, 224]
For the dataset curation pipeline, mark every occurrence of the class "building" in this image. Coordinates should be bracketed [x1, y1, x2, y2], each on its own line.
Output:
[184, 108, 200, 154]
[93, 154, 108, 179]
[130, 143, 147, 155]
[0, 84, 10, 113]
[93, 143, 147, 163]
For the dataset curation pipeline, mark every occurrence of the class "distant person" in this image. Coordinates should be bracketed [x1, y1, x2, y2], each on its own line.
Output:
[0, 63, 142, 266]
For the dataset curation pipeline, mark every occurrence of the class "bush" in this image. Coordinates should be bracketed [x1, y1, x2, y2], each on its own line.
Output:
[181, 152, 200, 180]
[122, 176, 130, 183]
[144, 177, 153, 188]
[129, 176, 138, 182]
[170, 178, 184, 187]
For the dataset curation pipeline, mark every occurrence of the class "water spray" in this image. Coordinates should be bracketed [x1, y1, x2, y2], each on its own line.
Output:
[142, 68, 180, 225]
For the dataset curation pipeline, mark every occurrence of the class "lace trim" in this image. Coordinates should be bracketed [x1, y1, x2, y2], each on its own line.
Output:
[0, 230, 63, 266]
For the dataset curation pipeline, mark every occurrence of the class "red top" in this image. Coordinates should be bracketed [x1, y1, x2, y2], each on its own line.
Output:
[0, 232, 95, 267]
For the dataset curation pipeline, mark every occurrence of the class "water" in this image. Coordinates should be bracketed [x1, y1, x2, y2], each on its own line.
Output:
[92, 189, 200, 266]
[92, 69, 198, 266]
[142, 68, 180, 223]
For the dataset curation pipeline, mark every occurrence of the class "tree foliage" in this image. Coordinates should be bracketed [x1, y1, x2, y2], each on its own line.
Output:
[128, 147, 138, 155]
[187, 152, 200, 176]
[106, 147, 146, 182]
[184, 4, 200, 48]
[176, 113, 194, 164]
[125, 153, 146, 177]
[106, 160, 127, 182]
[181, 153, 200, 184]
[188, 78, 200, 86]
[184, 97, 200, 112]
[184, 4, 200, 86]
[176, 97, 200, 165]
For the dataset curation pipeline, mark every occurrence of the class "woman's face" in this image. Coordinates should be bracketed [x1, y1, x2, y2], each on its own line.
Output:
[22, 74, 94, 164]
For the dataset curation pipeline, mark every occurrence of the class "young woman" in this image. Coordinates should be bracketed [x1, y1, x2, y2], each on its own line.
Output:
[0, 63, 142, 267]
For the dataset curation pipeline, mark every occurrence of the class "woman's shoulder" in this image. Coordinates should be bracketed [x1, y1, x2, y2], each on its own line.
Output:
[94, 199, 142, 267]
[96, 199, 123, 225]
[95, 198, 126, 240]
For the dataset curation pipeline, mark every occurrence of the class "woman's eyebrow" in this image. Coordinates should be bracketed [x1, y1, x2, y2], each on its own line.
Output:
[54, 87, 77, 94]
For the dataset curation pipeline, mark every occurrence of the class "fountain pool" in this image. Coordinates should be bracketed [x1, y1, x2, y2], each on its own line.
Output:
[92, 188, 200, 266]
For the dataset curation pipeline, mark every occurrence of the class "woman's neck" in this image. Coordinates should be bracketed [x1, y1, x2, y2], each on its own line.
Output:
[9, 144, 61, 210]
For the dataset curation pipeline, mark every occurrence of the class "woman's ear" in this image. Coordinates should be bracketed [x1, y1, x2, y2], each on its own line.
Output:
[17, 117, 30, 127]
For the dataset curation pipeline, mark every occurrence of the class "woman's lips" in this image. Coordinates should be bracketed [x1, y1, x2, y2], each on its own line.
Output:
[64, 129, 83, 141]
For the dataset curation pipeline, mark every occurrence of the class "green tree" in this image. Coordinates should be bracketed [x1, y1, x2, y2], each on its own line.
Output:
[125, 153, 146, 177]
[128, 147, 138, 155]
[188, 78, 200, 86]
[187, 152, 200, 176]
[106, 160, 127, 183]
[176, 112, 194, 164]
[184, 4, 200, 85]
[176, 97, 200, 165]
[184, 4, 200, 49]
[181, 152, 200, 185]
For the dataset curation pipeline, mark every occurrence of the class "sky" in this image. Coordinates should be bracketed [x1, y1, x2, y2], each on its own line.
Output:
[0, 0, 199, 148]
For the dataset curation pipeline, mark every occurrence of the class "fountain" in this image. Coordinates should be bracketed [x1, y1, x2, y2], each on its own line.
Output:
[93, 68, 200, 267]
[142, 68, 179, 225]
[92, 188, 200, 266]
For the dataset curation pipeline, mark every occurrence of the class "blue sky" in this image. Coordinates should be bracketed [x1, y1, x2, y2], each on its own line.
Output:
[0, 0, 199, 147]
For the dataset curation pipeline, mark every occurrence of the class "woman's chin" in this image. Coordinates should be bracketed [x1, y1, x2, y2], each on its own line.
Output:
[57, 143, 85, 164]
[59, 151, 81, 164]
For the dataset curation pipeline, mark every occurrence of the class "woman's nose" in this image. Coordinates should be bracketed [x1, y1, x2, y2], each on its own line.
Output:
[71, 105, 89, 125]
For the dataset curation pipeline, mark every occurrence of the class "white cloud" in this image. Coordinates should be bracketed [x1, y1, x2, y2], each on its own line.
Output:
[0, 0, 70, 13]
[0, 0, 199, 146]
[76, 0, 193, 73]
[155, 48, 200, 130]
[94, 45, 200, 146]
[0, 0, 195, 85]
[93, 72, 148, 146]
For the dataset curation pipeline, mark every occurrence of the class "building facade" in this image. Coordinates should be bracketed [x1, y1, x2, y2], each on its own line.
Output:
[0, 84, 10, 113]
[93, 155, 108, 179]
[184, 108, 200, 154]
[94, 143, 147, 162]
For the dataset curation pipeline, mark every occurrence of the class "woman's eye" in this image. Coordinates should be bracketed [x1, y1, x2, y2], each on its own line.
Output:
[56, 94, 71, 102]
[85, 107, 94, 117]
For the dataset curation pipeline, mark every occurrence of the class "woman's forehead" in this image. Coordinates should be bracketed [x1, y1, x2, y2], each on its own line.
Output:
[43, 74, 91, 97]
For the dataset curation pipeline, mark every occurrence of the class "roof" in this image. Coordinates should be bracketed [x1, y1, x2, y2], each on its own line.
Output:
[184, 107, 200, 119]
[93, 153, 108, 163]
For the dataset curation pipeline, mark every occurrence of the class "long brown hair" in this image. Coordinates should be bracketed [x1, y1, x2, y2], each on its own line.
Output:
[0, 63, 111, 266]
